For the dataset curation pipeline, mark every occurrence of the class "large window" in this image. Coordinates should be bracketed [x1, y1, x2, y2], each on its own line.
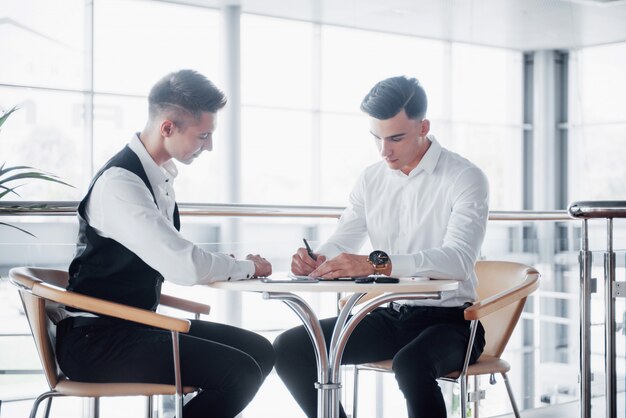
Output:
[0, 0, 86, 200]
[568, 42, 626, 201]
[0, 0, 223, 203]
[93, 0, 220, 96]
[1, 3, 525, 208]
[0, 88, 86, 200]
[449, 43, 524, 210]
[319, 27, 446, 205]
[240, 15, 314, 205]
[2, 3, 533, 417]
[93, 0, 222, 203]
[0, 0, 86, 91]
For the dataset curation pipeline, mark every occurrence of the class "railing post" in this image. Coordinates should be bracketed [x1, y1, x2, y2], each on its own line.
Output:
[579, 219, 592, 418]
[604, 218, 617, 418]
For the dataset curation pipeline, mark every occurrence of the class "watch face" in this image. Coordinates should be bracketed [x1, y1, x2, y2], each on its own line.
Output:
[369, 250, 389, 266]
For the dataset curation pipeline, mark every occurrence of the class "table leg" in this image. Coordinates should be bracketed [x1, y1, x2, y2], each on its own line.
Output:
[329, 292, 444, 418]
[328, 293, 367, 417]
[265, 291, 442, 418]
[263, 292, 332, 418]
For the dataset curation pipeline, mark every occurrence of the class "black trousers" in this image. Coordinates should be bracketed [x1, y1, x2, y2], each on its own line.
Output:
[56, 317, 275, 418]
[273, 304, 485, 418]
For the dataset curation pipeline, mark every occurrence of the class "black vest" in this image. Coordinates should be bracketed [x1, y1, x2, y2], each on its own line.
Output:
[67, 145, 180, 311]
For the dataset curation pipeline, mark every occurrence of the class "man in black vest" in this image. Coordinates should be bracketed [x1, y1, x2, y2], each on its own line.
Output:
[55, 70, 275, 418]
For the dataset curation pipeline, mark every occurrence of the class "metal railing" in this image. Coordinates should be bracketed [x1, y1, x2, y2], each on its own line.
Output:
[569, 200, 626, 418]
[0, 201, 571, 221]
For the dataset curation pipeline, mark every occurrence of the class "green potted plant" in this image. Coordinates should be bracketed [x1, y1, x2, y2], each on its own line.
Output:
[0, 106, 73, 237]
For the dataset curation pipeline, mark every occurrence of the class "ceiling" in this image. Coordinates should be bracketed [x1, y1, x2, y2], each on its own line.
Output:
[172, 0, 626, 50]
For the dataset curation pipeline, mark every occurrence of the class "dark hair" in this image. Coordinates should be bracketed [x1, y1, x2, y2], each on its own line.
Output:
[360, 76, 427, 120]
[148, 69, 227, 127]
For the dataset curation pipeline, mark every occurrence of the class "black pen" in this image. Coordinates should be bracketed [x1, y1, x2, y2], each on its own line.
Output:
[302, 238, 317, 261]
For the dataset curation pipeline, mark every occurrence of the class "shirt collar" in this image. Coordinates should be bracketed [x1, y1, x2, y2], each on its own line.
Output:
[391, 134, 442, 178]
[129, 134, 178, 187]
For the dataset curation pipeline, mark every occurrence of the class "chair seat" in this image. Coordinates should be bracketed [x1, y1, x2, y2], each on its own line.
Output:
[357, 359, 393, 373]
[56, 378, 197, 397]
[446, 355, 511, 378]
[356, 354, 511, 380]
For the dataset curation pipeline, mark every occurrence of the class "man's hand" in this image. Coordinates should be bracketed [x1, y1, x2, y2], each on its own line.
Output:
[310, 252, 374, 279]
[247, 254, 272, 277]
[291, 247, 326, 275]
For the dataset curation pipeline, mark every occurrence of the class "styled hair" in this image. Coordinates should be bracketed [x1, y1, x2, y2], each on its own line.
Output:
[148, 69, 227, 128]
[360, 76, 427, 120]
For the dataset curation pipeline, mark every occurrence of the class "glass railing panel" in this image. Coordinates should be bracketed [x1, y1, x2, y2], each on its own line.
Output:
[587, 248, 626, 416]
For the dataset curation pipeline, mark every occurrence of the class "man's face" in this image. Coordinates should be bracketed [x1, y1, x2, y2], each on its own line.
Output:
[368, 110, 429, 175]
[164, 111, 216, 165]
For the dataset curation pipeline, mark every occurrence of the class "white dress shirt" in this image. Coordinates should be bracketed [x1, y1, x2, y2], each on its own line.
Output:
[317, 135, 489, 306]
[85, 134, 255, 285]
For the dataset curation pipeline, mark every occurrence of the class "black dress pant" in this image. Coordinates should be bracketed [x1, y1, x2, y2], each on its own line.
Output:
[56, 317, 275, 418]
[273, 304, 485, 418]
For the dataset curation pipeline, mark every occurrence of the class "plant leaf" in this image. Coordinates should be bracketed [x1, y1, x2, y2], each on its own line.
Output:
[0, 165, 38, 175]
[0, 106, 73, 239]
[2, 171, 52, 181]
[0, 221, 37, 238]
[0, 106, 19, 129]
[0, 185, 24, 199]
[0, 171, 59, 183]
[0, 166, 74, 187]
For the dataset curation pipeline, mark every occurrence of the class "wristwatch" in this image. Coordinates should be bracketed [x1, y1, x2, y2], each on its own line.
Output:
[368, 250, 390, 275]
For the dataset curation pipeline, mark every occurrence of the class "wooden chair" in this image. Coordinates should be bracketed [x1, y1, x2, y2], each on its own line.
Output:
[344, 260, 540, 418]
[9, 266, 211, 418]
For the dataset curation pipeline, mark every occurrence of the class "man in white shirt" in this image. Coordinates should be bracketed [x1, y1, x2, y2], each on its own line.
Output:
[56, 70, 274, 418]
[274, 76, 489, 418]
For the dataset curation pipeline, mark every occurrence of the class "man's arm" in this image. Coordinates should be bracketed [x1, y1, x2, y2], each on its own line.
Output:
[391, 166, 489, 280]
[311, 166, 488, 280]
[291, 173, 369, 275]
[88, 168, 261, 284]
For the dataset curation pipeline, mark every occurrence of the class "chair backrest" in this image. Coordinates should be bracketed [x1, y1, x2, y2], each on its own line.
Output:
[9, 267, 70, 390]
[474, 260, 539, 358]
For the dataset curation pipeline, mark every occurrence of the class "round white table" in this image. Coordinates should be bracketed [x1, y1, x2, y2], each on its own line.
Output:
[209, 276, 458, 418]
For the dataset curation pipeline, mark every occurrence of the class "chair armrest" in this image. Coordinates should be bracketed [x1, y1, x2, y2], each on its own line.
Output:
[33, 282, 191, 333]
[160, 293, 211, 316]
[464, 270, 540, 320]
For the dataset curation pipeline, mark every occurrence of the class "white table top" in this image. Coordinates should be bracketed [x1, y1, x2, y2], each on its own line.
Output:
[208, 275, 459, 293]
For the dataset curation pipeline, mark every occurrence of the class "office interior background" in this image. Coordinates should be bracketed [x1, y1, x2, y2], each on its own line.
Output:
[1, 0, 626, 416]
